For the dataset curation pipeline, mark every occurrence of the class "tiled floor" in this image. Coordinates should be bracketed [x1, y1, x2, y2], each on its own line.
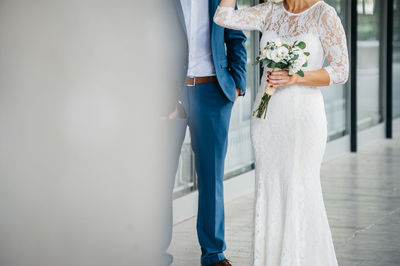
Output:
[168, 138, 400, 266]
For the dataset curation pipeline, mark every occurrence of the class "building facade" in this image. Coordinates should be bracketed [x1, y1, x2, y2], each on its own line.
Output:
[173, 0, 400, 222]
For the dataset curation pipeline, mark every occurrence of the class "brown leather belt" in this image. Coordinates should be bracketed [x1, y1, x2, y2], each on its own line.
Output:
[185, 76, 217, 86]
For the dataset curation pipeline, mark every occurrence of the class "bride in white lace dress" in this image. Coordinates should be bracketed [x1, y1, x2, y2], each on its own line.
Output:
[214, 1, 349, 265]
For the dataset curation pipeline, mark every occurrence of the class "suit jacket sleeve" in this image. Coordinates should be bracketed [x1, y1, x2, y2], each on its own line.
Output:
[224, 26, 247, 96]
[224, 1, 247, 96]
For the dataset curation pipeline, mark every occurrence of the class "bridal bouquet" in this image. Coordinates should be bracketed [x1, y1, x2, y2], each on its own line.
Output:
[253, 39, 310, 119]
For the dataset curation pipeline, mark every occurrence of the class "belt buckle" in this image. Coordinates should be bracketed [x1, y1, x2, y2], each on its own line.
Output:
[187, 76, 196, 87]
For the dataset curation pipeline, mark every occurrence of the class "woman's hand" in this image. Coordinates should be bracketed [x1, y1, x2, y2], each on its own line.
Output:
[267, 70, 298, 88]
[218, 0, 237, 8]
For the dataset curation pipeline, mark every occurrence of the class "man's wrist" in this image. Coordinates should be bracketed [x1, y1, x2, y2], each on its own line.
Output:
[238, 88, 245, 96]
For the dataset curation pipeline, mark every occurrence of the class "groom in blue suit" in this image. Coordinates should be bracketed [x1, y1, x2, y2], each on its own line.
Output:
[173, 0, 247, 265]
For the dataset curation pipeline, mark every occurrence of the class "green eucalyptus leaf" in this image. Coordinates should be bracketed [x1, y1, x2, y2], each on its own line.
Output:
[253, 57, 260, 66]
[297, 41, 306, 49]
[297, 70, 304, 77]
[276, 63, 285, 69]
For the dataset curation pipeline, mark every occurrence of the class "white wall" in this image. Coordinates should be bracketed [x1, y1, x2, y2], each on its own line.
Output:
[0, 1, 186, 266]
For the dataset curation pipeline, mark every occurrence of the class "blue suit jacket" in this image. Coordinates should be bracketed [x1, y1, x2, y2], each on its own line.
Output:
[175, 0, 247, 102]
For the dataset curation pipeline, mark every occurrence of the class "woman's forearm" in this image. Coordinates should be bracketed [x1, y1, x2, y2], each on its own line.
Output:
[268, 68, 331, 88]
[218, 0, 236, 8]
[296, 68, 330, 87]
[214, 1, 269, 32]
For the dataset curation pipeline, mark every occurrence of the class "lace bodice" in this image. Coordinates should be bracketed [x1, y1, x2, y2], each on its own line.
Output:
[214, 1, 349, 85]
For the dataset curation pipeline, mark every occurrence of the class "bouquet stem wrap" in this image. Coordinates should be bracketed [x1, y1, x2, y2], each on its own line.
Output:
[253, 67, 279, 119]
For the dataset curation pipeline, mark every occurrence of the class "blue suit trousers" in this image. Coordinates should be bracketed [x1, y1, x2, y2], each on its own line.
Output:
[181, 81, 233, 265]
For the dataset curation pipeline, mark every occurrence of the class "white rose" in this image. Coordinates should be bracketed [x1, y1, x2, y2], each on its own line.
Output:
[270, 46, 289, 62]
[260, 48, 273, 60]
[291, 50, 307, 65]
[277, 46, 289, 59]
[270, 50, 282, 63]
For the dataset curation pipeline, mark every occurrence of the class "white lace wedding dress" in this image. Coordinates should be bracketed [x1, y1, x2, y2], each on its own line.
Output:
[214, 1, 349, 265]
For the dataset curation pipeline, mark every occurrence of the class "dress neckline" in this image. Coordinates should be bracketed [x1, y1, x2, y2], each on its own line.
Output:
[280, 1, 323, 16]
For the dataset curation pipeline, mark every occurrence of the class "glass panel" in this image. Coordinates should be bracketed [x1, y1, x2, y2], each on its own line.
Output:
[357, 0, 383, 130]
[322, 0, 349, 140]
[394, 0, 400, 118]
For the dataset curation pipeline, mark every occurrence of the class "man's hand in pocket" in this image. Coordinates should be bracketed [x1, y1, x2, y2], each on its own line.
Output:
[235, 88, 240, 103]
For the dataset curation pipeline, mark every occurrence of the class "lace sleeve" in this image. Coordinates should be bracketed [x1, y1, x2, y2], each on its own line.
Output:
[319, 6, 349, 85]
[213, 3, 272, 32]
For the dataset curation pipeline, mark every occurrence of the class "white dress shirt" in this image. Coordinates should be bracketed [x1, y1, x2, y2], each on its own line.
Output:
[180, 0, 216, 77]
